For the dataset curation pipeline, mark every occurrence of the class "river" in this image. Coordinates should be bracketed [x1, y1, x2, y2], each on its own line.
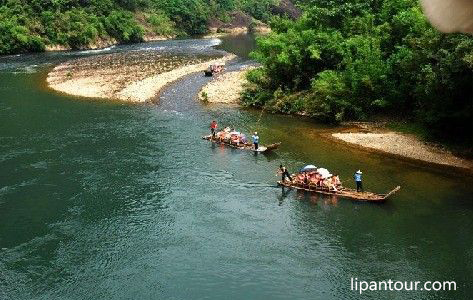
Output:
[0, 36, 472, 300]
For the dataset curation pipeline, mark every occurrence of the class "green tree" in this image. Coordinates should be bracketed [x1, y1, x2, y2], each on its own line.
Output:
[243, 0, 473, 143]
[104, 10, 144, 43]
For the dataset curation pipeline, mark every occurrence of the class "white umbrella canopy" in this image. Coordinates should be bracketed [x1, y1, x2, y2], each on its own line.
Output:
[316, 168, 331, 179]
[301, 164, 317, 172]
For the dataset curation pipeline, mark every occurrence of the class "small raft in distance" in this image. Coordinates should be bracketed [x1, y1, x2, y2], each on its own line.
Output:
[204, 64, 224, 76]
[202, 135, 281, 153]
[278, 180, 401, 202]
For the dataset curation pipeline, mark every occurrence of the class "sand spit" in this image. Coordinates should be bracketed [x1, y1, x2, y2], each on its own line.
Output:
[332, 132, 473, 170]
[199, 68, 253, 103]
[118, 54, 236, 102]
[47, 52, 235, 102]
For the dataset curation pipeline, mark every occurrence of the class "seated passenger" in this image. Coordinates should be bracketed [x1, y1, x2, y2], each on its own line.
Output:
[296, 173, 305, 184]
[332, 175, 341, 187]
[331, 178, 338, 191]
[315, 173, 322, 186]
[240, 134, 248, 144]
[324, 176, 338, 192]
[309, 174, 319, 186]
[231, 134, 240, 146]
[223, 132, 231, 142]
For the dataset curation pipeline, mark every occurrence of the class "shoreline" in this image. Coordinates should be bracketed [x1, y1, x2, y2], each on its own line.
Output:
[198, 67, 254, 104]
[328, 124, 473, 172]
[44, 35, 171, 53]
[1, 32, 253, 57]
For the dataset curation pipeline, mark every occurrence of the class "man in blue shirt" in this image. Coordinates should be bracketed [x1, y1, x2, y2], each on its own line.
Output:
[252, 132, 259, 150]
[353, 170, 363, 192]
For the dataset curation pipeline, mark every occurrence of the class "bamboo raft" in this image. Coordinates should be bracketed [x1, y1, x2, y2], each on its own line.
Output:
[277, 180, 401, 202]
[202, 135, 281, 153]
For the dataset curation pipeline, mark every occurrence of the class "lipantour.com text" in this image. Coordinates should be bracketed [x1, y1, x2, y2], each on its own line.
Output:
[351, 278, 457, 294]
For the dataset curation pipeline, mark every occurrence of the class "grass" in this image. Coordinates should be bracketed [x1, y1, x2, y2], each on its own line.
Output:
[200, 91, 209, 103]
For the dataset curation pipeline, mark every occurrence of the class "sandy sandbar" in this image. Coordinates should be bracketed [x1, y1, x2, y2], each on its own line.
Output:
[198, 68, 254, 103]
[332, 132, 472, 170]
[47, 52, 236, 102]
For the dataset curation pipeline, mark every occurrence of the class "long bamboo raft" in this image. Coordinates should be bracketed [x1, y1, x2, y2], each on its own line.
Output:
[202, 135, 281, 153]
[278, 180, 401, 202]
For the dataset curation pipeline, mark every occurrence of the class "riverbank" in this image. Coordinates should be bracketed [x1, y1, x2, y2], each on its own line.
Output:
[44, 35, 170, 52]
[198, 68, 254, 103]
[330, 123, 473, 171]
[47, 51, 236, 102]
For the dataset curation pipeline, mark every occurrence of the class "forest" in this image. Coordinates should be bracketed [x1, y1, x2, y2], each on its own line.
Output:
[242, 0, 473, 146]
[0, 0, 279, 54]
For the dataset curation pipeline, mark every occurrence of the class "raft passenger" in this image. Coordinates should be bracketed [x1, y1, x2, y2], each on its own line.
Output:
[216, 131, 225, 141]
[308, 173, 319, 188]
[296, 173, 305, 185]
[326, 175, 338, 192]
[315, 172, 322, 186]
[231, 134, 240, 146]
[332, 175, 341, 187]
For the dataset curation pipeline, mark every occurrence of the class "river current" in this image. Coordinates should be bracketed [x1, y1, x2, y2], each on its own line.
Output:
[0, 36, 472, 300]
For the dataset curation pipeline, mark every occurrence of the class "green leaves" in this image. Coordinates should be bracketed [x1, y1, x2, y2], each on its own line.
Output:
[0, 0, 285, 54]
[60, 8, 101, 48]
[242, 0, 473, 142]
[104, 10, 143, 43]
[147, 11, 176, 36]
[0, 12, 45, 54]
[154, 0, 209, 35]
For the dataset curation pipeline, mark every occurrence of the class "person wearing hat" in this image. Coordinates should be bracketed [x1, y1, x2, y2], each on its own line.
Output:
[252, 132, 259, 150]
[353, 170, 363, 192]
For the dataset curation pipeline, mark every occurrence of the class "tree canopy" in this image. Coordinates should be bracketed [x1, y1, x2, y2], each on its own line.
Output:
[0, 0, 279, 54]
[243, 0, 473, 144]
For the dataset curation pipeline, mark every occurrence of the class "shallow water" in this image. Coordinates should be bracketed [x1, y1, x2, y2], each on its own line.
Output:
[0, 36, 472, 300]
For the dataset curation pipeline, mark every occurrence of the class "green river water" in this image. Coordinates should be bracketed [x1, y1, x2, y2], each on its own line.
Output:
[0, 36, 472, 300]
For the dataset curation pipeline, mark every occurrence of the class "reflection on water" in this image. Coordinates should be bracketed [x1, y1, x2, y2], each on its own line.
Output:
[216, 34, 258, 59]
[0, 37, 472, 299]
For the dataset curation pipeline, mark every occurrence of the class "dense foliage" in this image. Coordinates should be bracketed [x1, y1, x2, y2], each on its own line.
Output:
[243, 0, 473, 143]
[0, 0, 278, 54]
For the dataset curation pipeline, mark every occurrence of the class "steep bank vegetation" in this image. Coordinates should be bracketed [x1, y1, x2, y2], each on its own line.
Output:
[0, 0, 296, 54]
[242, 0, 473, 145]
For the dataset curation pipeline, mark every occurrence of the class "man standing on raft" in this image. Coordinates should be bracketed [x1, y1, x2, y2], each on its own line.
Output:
[252, 132, 259, 150]
[278, 164, 292, 182]
[210, 120, 218, 138]
[354, 170, 363, 192]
